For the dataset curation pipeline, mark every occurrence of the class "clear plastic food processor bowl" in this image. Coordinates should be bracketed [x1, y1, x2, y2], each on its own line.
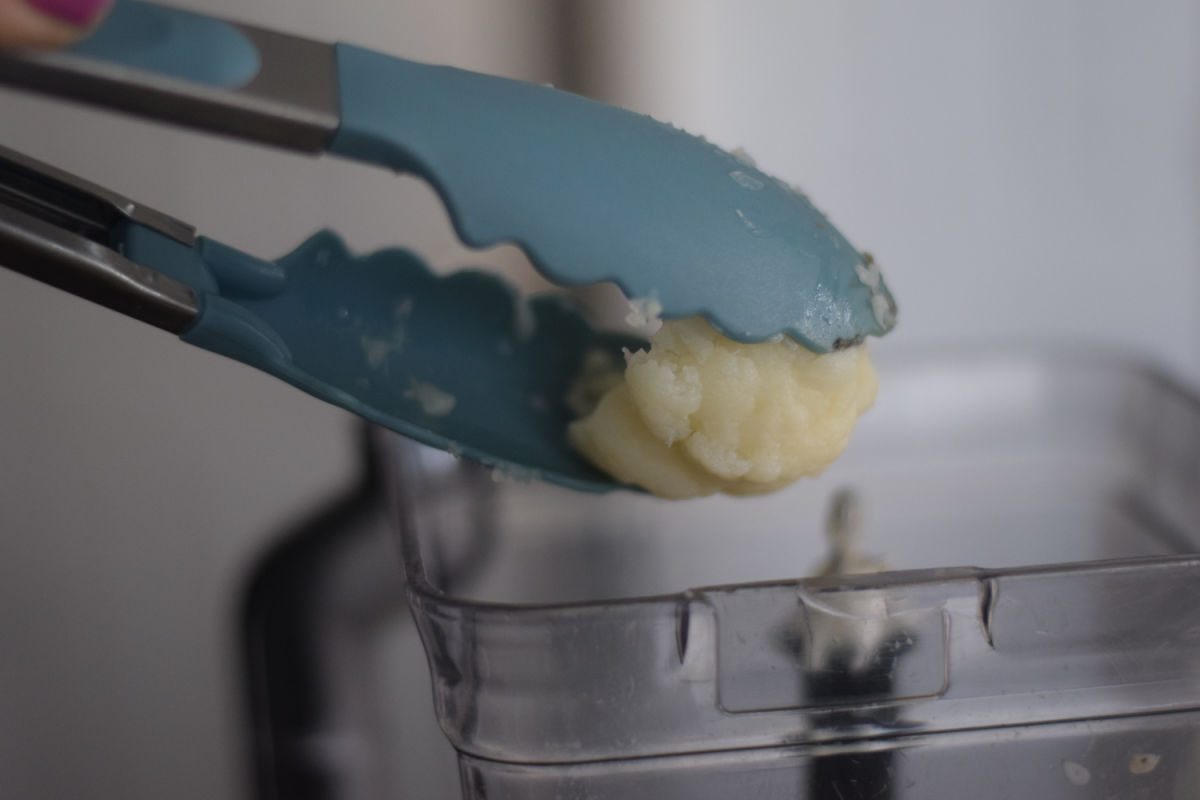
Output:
[380, 351, 1200, 799]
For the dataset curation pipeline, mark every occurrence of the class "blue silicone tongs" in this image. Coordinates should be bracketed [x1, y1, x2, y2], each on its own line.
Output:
[0, 0, 897, 492]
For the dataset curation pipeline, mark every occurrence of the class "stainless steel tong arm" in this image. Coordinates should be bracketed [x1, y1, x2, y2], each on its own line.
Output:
[0, 144, 198, 332]
[0, 6, 339, 152]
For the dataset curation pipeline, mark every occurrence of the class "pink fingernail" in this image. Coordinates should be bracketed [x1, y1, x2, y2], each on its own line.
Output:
[25, 0, 108, 27]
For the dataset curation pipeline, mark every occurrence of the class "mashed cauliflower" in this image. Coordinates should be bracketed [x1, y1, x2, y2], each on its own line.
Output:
[567, 318, 878, 498]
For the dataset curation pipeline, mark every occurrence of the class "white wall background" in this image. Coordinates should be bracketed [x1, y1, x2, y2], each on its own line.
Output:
[581, 0, 1200, 382]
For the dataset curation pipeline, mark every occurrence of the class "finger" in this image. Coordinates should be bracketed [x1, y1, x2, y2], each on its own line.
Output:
[0, 0, 109, 49]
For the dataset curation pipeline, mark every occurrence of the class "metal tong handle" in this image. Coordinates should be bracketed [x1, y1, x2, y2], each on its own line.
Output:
[0, 2, 343, 329]
[0, 144, 198, 332]
[0, 1, 339, 152]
